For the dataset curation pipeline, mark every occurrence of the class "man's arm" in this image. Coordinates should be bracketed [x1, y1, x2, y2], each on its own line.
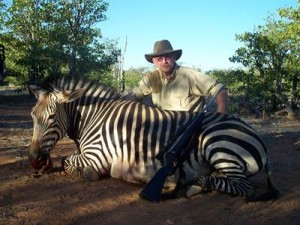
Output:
[216, 89, 228, 113]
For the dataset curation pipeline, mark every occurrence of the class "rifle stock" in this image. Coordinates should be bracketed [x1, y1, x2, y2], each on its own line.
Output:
[139, 151, 176, 201]
[139, 85, 225, 202]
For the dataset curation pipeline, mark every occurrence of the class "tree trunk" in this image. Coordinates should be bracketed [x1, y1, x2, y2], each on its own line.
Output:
[275, 92, 297, 120]
[69, 49, 77, 77]
[0, 44, 5, 83]
[291, 74, 298, 110]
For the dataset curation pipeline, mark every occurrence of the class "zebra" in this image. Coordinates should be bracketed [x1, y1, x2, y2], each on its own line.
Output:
[28, 77, 279, 201]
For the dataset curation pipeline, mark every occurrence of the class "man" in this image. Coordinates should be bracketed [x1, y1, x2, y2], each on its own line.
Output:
[128, 39, 228, 113]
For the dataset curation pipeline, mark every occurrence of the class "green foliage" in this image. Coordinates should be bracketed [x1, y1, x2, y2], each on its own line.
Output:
[208, 69, 261, 114]
[0, 0, 119, 85]
[0, 0, 6, 30]
[208, 69, 245, 92]
[124, 67, 150, 90]
[229, 2, 300, 117]
[4, 76, 18, 86]
[1, 0, 300, 118]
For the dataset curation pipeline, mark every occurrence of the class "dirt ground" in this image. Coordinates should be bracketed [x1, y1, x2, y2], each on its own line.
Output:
[0, 95, 300, 225]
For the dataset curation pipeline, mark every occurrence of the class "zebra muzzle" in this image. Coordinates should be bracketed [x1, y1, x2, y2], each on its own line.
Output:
[31, 154, 53, 175]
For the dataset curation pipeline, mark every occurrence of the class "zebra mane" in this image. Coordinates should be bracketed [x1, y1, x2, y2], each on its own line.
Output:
[39, 76, 122, 100]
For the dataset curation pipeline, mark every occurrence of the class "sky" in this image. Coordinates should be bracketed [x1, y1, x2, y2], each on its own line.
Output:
[100, 0, 298, 72]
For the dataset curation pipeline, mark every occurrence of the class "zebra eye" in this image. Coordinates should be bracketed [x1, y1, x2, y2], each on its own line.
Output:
[48, 113, 56, 121]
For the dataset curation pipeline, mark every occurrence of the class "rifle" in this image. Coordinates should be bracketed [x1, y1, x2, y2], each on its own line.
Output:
[139, 85, 225, 202]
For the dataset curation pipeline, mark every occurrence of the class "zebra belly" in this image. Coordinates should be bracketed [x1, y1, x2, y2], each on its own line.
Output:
[108, 156, 212, 187]
[109, 158, 160, 183]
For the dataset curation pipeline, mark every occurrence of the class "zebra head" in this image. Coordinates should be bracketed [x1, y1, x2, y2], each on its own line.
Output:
[28, 84, 85, 173]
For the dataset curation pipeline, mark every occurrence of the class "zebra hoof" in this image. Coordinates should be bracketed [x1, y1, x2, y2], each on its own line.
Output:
[83, 166, 99, 181]
[185, 185, 204, 197]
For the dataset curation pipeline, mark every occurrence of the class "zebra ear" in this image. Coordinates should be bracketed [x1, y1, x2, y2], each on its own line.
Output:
[27, 84, 47, 100]
[56, 88, 86, 103]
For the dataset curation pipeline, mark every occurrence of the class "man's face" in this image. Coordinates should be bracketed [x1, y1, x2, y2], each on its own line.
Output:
[152, 53, 175, 75]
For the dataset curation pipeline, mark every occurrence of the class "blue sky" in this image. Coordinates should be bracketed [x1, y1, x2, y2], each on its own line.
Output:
[100, 0, 298, 72]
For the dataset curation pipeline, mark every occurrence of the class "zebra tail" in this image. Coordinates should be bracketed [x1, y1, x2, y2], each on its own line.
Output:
[248, 157, 280, 202]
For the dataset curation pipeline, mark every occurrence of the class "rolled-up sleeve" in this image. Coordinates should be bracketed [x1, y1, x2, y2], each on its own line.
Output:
[188, 68, 221, 96]
[208, 82, 225, 96]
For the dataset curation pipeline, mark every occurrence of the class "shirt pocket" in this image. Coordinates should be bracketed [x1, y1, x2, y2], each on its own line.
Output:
[168, 83, 190, 110]
[168, 96, 183, 109]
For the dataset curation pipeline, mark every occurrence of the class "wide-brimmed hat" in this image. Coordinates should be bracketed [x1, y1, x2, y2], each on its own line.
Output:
[145, 40, 182, 63]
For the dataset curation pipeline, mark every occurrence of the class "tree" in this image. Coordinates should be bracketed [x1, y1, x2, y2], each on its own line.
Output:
[229, 2, 300, 119]
[0, 0, 120, 86]
[51, 0, 109, 77]
[230, 23, 297, 119]
[2, 0, 48, 84]
[278, 4, 300, 110]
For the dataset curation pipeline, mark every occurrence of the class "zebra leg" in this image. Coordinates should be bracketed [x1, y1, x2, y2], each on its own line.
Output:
[82, 166, 100, 181]
[186, 172, 255, 198]
[61, 155, 100, 181]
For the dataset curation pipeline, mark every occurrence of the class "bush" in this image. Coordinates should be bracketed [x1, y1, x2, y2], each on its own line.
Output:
[4, 76, 19, 86]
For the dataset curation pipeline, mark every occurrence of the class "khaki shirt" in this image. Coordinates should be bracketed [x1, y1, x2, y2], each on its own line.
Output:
[133, 65, 223, 112]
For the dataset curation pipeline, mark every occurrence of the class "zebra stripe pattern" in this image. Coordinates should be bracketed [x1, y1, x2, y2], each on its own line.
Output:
[28, 77, 278, 201]
[188, 113, 269, 197]
[29, 77, 194, 182]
